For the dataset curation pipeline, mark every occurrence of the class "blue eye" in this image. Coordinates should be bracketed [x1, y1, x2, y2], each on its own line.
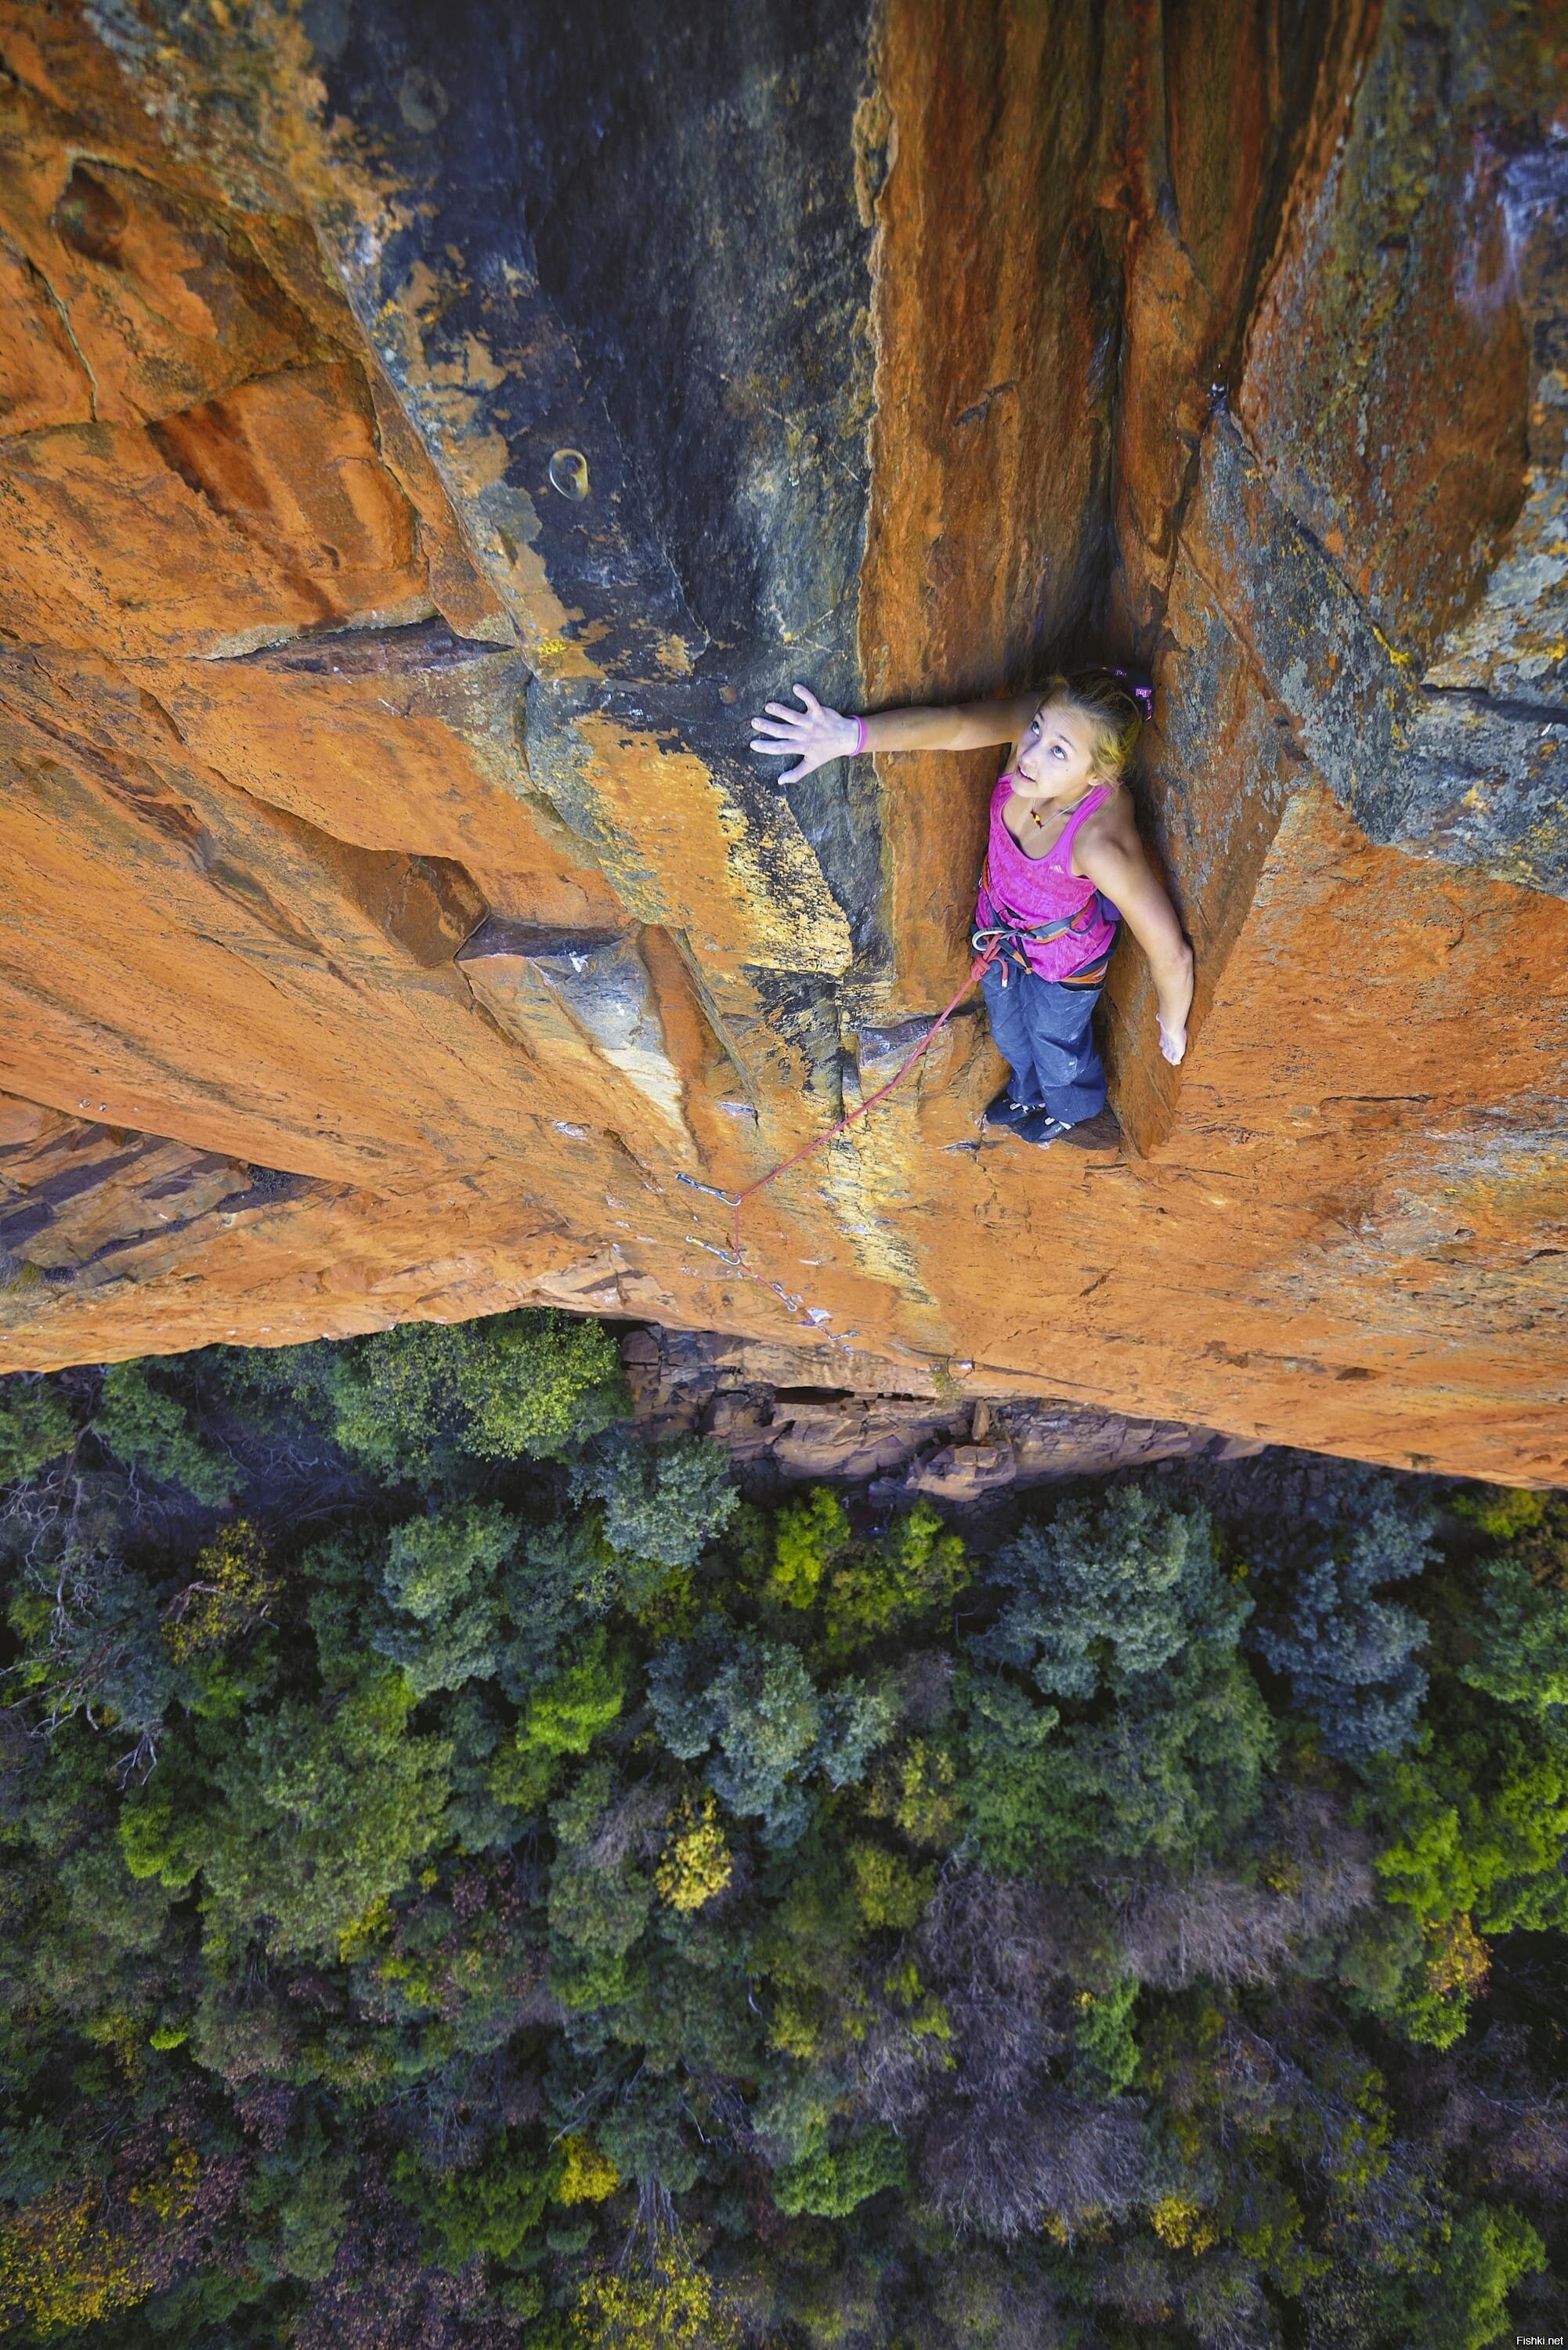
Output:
[1050, 743, 1066, 759]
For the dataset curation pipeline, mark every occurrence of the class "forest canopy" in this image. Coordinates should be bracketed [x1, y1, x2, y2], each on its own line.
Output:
[0, 1317, 1564, 2349]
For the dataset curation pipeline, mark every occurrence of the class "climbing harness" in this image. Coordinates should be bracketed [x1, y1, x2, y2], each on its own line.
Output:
[728, 893, 1112, 1256]
[971, 859, 1115, 986]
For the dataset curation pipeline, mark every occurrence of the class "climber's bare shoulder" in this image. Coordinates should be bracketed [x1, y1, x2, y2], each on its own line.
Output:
[1067, 783, 1140, 879]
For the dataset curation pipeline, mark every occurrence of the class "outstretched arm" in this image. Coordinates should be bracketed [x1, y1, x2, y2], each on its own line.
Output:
[1076, 827, 1195, 1068]
[751, 684, 1040, 784]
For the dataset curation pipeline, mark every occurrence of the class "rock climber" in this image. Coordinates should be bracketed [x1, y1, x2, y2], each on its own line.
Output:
[750, 674, 1194, 1148]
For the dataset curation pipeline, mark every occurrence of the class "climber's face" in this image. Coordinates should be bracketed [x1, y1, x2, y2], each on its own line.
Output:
[1011, 699, 1101, 801]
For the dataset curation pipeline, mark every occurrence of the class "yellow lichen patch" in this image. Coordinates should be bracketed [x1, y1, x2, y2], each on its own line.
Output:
[478, 497, 602, 679]
[574, 710, 851, 974]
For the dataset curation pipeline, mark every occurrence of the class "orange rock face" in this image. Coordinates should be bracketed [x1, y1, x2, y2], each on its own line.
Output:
[0, 0, 1564, 1484]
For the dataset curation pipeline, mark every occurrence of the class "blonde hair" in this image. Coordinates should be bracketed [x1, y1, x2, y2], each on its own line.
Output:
[1035, 669, 1145, 782]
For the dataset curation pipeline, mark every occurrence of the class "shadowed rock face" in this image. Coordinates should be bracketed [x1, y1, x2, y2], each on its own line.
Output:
[0, 0, 1564, 1484]
[620, 1324, 1263, 1506]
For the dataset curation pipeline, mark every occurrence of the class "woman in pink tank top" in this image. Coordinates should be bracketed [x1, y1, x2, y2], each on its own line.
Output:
[751, 669, 1194, 1148]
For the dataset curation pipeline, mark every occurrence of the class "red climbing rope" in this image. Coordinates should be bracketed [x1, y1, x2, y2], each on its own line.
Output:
[728, 941, 1002, 1258]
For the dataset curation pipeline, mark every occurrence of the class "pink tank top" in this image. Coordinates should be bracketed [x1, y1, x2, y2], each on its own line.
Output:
[975, 776, 1119, 982]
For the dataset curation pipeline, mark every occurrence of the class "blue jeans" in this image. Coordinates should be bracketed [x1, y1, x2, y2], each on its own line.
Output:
[981, 955, 1110, 1124]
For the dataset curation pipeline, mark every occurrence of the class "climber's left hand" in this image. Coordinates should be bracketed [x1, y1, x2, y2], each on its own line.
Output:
[750, 685, 858, 783]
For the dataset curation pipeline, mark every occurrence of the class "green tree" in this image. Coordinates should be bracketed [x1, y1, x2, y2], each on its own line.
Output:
[1070, 1977, 1140, 2096]
[3, 1325, 1563, 2350]
[572, 1430, 737, 1570]
[1356, 1695, 1568, 2043]
[1421, 2207, 1546, 2350]
[772, 2125, 906, 2217]
[978, 1484, 1248, 1698]
[394, 2132, 564, 2270]
[1251, 1475, 1436, 1763]
[964, 1488, 1274, 1877]
[374, 1502, 515, 1698]
[327, 1311, 626, 1480]
[93, 1363, 237, 1506]
[0, 1376, 74, 1485]
[490, 1628, 627, 1811]
[820, 1501, 970, 1654]
[9, 1549, 175, 1757]
[1456, 1555, 1568, 1716]
[160, 1667, 453, 1961]
[649, 1628, 894, 1846]
[770, 1486, 851, 1610]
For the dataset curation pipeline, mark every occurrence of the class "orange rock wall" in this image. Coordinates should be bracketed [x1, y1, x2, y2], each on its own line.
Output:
[0, 0, 1565, 1484]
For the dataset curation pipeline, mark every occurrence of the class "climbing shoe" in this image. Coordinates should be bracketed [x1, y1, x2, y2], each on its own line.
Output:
[981, 1089, 1044, 1134]
[1013, 1108, 1075, 1147]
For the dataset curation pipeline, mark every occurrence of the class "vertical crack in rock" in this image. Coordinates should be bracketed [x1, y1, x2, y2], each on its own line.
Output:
[301, 0, 881, 972]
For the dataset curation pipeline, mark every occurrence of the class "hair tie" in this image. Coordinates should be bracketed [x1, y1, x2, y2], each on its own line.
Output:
[1099, 664, 1155, 721]
[853, 715, 866, 754]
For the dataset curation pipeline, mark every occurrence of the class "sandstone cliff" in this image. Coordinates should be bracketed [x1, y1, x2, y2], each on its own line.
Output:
[0, 0, 1564, 1482]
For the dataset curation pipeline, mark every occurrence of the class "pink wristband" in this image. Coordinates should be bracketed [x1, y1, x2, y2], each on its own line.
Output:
[853, 715, 866, 755]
